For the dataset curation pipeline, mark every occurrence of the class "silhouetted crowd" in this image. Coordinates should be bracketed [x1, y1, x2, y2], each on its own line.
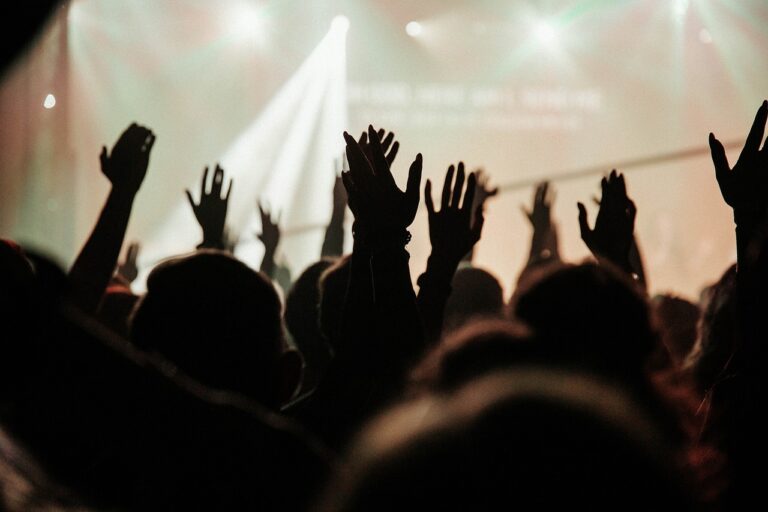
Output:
[3, 12, 768, 509]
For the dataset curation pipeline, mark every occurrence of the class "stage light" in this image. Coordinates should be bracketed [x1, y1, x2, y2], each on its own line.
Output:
[43, 93, 56, 109]
[674, 0, 689, 23]
[533, 21, 557, 46]
[331, 15, 349, 34]
[406, 21, 423, 37]
[226, 1, 265, 43]
[140, 15, 348, 286]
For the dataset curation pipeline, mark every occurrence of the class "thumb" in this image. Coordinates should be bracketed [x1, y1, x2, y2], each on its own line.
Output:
[708, 133, 730, 188]
[405, 153, 423, 215]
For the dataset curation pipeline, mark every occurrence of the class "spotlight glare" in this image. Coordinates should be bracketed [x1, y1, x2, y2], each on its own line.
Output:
[43, 93, 56, 109]
[533, 21, 557, 46]
[674, 0, 690, 22]
[226, 1, 264, 43]
[406, 21, 423, 37]
[331, 15, 349, 34]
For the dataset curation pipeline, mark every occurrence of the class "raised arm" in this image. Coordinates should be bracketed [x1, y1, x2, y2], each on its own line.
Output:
[340, 125, 423, 371]
[257, 201, 281, 277]
[709, 100, 768, 366]
[461, 169, 497, 264]
[185, 164, 232, 250]
[418, 163, 484, 344]
[577, 170, 637, 278]
[115, 241, 140, 285]
[321, 171, 347, 258]
[69, 123, 155, 312]
[522, 181, 560, 269]
[707, 99, 768, 509]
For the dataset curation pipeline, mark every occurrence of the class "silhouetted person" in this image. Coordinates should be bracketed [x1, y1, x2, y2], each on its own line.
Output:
[513, 261, 655, 378]
[684, 265, 736, 395]
[410, 318, 535, 394]
[285, 258, 337, 398]
[318, 369, 700, 512]
[443, 266, 504, 333]
[317, 254, 352, 350]
[2, 251, 332, 511]
[130, 250, 300, 409]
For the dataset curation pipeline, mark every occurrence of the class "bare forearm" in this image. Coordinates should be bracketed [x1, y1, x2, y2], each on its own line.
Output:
[370, 245, 425, 371]
[260, 248, 276, 277]
[417, 254, 459, 345]
[321, 207, 345, 257]
[69, 189, 135, 312]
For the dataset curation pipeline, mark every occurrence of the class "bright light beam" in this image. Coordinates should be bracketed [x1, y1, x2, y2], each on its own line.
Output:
[331, 15, 350, 34]
[139, 18, 349, 288]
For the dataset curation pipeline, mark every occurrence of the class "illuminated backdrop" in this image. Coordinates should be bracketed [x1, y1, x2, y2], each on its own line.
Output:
[1, 0, 767, 298]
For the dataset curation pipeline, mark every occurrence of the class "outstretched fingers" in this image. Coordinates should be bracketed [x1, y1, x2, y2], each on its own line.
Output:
[441, 165, 455, 210]
[212, 165, 224, 198]
[462, 171, 477, 218]
[185, 189, 199, 216]
[743, 100, 768, 156]
[451, 163, 466, 208]
[386, 141, 400, 167]
[367, 125, 395, 186]
[343, 131, 375, 198]
[200, 166, 210, 197]
[380, 131, 394, 154]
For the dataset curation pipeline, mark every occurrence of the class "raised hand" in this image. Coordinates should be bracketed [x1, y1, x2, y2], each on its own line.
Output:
[710, 100, 768, 215]
[425, 163, 484, 264]
[472, 168, 499, 216]
[116, 242, 140, 284]
[333, 173, 348, 211]
[186, 164, 232, 249]
[70, 123, 155, 311]
[100, 123, 156, 196]
[342, 125, 422, 245]
[321, 163, 348, 258]
[358, 128, 400, 168]
[523, 181, 554, 230]
[578, 170, 636, 271]
[256, 201, 281, 276]
[257, 201, 281, 256]
[523, 181, 560, 264]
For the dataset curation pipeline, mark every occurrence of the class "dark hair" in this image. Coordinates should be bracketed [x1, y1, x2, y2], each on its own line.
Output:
[320, 369, 698, 512]
[651, 294, 700, 368]
[410, 318, 534, 393]
[685, 264, 737, 393]
[318, 254, 351, 347]
[513, 262, 655, 376]
[130, 250, 284, 406]
[443, 266, 504, 333]
[285, 259, 337, 394]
